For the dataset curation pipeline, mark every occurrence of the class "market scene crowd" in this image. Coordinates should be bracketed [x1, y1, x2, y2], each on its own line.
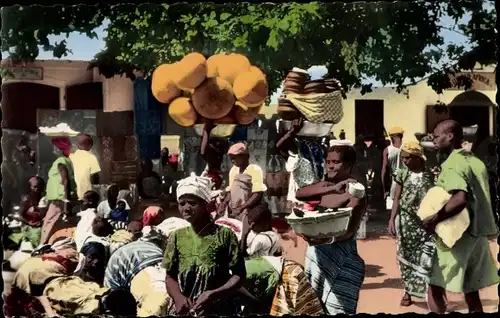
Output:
[4, 40, 500, 317]
[2, 114, 498, 316]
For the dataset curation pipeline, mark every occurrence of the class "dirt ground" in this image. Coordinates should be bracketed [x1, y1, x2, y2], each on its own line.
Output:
[279, 232, 499, 314]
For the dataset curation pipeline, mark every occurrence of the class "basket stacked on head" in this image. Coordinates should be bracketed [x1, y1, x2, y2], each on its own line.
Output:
[151, 52, 269, 136]
[278, 67, 344, 126]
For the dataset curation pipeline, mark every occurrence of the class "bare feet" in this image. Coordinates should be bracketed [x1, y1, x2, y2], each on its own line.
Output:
[400, 293, 413, 307]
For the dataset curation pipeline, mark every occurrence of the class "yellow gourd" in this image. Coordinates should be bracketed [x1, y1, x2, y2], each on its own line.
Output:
[192, 77, 235, 120]
[168, 97, 198, 127]
[171, 52, 207, 90]
[217, 53, 251, 85]
[206, 53, 227, 78]
[233, 66, 269, 108]
[233, 102, 263, 125]
[151, 64, 182, 104]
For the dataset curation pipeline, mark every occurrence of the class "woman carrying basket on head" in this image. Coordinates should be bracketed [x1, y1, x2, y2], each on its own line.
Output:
[295, 143, 367, 315]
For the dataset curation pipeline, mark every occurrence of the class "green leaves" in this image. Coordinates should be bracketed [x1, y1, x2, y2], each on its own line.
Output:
[2, 2, 494, 95]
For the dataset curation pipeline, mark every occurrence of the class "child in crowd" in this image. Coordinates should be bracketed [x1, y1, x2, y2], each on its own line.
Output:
[241, 203, 281, 258]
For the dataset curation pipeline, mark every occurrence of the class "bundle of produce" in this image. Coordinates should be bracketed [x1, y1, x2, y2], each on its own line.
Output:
[278, 68, 344, 124]
[151, 52, 269, 131]
[278, 68, 309, 120]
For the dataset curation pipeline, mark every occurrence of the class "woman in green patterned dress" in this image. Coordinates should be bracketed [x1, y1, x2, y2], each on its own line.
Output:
[163, 174, 246, 316]
[388, 141, 436, 307]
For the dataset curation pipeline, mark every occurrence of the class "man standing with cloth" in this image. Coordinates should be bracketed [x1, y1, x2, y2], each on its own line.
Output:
[381, 126, 404, 210]
[423, 119, 498, 313]
[70, 133, 101, 201]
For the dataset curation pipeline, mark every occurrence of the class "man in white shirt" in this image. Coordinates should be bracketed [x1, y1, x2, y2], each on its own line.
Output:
[70, 133, 101, 201]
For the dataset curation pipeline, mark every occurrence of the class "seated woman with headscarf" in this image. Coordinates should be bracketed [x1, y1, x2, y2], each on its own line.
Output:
[40, 136, 78, 245]
[3, 238, 78, 317]
[164, 174, 246, 316]
[295, 144, 367, 315]
[6, 239, 137, 317]
[104, 240, 168, 317]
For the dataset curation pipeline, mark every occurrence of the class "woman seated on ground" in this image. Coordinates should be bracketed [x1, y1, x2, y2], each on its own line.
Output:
[8, 176, 46, 250]
[104, 239, 167, 317]
[3, 238, 131, 317]
[23, 240, 134, 317]
[240, 203, 281, 258]
[164, 174, 246, 316]
[295, 144, 367, 315]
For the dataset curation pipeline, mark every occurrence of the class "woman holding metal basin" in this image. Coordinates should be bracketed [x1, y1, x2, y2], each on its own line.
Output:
[294, 143, 367, 315]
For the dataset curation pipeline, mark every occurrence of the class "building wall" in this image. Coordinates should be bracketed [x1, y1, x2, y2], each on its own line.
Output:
[336, 80, 496, 142]
[263, 65, 496, 142]
[2, 59, 134, 112]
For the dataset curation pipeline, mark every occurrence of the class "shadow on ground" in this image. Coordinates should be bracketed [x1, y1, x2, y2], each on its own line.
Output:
[363, 278, 404, 290]
[365, 264, 385, 278]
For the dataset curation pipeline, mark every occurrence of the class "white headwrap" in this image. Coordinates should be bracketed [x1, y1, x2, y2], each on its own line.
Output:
[176, 173, 213, 203]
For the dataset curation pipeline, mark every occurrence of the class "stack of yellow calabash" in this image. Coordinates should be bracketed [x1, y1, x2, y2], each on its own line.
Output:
[151, 52, 268, 127]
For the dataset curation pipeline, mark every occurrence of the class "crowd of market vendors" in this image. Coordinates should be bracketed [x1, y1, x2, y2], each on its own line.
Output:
[2, 54, 498, 316]
[3, 117, 498, 316]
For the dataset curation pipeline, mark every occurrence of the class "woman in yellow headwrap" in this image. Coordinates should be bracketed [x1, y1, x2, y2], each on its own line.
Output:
[387, 141, 435, 307]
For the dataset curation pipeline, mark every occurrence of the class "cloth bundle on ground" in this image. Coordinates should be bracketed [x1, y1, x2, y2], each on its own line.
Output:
[284, 90, 343, 123]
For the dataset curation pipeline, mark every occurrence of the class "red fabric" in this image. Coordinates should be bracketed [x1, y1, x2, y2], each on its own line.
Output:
[51, 137, 72, 157]
[142, 206, 165, 226]
[168, 154, 179, 171]
[22, 207, 42, 226]
[3, 287, 44, 318]
[41, 255, 77, 274]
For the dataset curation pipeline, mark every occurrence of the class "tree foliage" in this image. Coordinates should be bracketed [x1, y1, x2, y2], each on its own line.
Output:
[1, 1, 495, 95]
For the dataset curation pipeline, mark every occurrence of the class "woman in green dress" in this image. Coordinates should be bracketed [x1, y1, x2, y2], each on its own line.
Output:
[388, 141, 436, 306]
[164, 174, 246, 316]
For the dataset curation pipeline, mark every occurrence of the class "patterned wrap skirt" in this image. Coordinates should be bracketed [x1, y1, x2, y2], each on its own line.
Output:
[305, 237, 365, 315]
[270, 260, 325, 316]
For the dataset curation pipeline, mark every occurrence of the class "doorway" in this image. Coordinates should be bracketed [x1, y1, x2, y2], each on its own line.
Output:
[355, 99, 385, 147]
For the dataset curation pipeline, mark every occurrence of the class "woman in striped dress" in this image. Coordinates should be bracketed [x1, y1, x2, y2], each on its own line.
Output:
[295, 144, 367, 315]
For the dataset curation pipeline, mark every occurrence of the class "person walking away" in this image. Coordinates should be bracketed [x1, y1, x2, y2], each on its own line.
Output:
[164, 174, 246, 316]
[295, 145, 366, 315]
[40, 136, 78, 245]
[387, 141, 435, 306]
[219, 142, 267, 221]
[382, 127, 404, 210]
[423, 120, 499, 313]
[70, 133, 101, 203]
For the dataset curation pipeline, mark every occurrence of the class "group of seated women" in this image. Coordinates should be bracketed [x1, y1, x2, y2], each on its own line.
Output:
[4, 141, 367, 317]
